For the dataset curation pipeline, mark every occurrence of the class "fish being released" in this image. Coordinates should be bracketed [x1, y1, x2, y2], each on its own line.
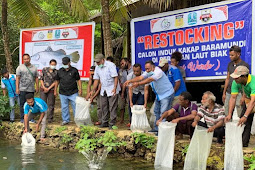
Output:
[31, 46, 80, 66]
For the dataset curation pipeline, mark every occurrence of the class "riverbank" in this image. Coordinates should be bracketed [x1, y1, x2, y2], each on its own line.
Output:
[0, 121, 254, 169]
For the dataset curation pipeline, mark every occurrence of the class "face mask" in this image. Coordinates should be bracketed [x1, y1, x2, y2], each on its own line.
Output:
[63, 65, 69, 69]
[147, 71, 154, 77]
[98, 64, 104, 68]
[50, 65, 56, 69]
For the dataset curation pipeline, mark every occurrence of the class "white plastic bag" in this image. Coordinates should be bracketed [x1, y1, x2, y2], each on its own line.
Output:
[251, 116, 255, 135]
[149, 102, 156, 129]
[154, 122, 177, 170]
[130, 105, 151, 132]
[184, 125, 213, 170]
[21, 133, 36, 146]
[75, 96, 92, 126]
[224, 122, 245, 170]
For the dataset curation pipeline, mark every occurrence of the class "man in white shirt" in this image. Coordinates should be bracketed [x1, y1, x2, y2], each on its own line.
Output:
[89, 54, 120, 129]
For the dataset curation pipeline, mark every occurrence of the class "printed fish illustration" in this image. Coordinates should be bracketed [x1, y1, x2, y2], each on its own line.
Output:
[31, 46, 80, 66]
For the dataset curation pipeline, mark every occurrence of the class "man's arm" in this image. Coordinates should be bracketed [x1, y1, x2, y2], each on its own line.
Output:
[222, 72, 230, 103]
[78, 79, 82, 96]
[54, 80, 59, 96]
[156, 108, 175, 125]
[2, 89, 7, 96]
[225, 94, 237, 122]
[174, 80, 181, 92]
[238, 95, 255, 126]
[35, 77, 39, 93]
[173, 110, 197, 123]
[128, 86, 134, 107]
[144, 85, 149, 108]
[124, 75, 144, 86]
[208, 119, 224, 132]
[86, 76, 93, 98]
[132, 77, 154, 88]
[91, 83, 101, 102]
[36, 112, 45, 132]
[111, 76, 118, 96]
[192, 115, 201, 127]
[16, 76, 20, 94]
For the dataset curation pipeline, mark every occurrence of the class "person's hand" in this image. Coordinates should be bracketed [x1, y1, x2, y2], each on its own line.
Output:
[130, 102, 133, 108]
[79, 90, 82, 96]
[112, 89, 116, 96]
[240, 97, 245, 105]
[16, 89, 20, 95]
[238, 116, 247, 126]
[171, 119, 179, 123]
[156, 120, 161, 126]
[132, 82, 139, 88]
[44, 88, 50, 93]
[207, 126, 215, 133]
[225, 115, 232, 123]
[121, 92, 125, 99]
[144, 103, 147, 109]
[192, 121, 197, 127]
[89, 91, 94, 98]
[124, 80, 131, 87]
[54, 90, 58, 97]
[222, 93, 226, 103]
[85, 94, 90, 101]
[23, 128, 27, 134]
[90, 97, 95, 103]
[36, 124, 40, 132]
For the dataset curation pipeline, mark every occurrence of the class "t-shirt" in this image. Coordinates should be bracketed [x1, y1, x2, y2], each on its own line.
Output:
[24, 98, 48, 114]
[127, 72, 148, 95]
[173, 102, 198, 123]
[227, 60, 249, 93]
[16, 64, 38, 92]
[118, 67, 133, 84]
[1, 74, 18, 98]
[231, 74, 255, 98]
[55, 66, 80, 96]
[197, 104, 225, 127]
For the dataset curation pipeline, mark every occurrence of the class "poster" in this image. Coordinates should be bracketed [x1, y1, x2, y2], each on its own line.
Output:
[131, 0, 255, 80]
[20, 22, 95, 80]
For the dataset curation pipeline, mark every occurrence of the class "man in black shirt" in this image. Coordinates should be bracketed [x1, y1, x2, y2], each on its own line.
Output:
[55, 57, 82, 125]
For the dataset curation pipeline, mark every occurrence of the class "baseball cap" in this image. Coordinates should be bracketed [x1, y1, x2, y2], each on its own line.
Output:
[62, 57, 70, 65]
[94, 54, 105, 62]
[230, 66, 249, 78]
[158, 58, 169, 67]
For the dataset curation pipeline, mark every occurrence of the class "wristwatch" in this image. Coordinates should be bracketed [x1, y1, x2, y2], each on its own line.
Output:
[243, 114, 248, 118]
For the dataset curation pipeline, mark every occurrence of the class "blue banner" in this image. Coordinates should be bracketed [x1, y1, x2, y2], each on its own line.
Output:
[131, 0, 253, 80]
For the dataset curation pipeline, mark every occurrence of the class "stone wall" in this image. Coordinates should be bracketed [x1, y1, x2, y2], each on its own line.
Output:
[0, 121, 253, 170]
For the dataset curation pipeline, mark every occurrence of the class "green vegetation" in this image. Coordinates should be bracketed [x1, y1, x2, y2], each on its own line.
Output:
[75, 126, 125, 153]
[54, 126, 67, 134]
[244, 154, 255, 170]
[182, 144, 189, 156]
[0, 96, 12, 119]
[131, 132, 156, 149]
[60, 134, 73, 145]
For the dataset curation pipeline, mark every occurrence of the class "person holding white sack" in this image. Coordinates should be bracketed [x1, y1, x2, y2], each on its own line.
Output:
[192, 91, 225, 144]
[225, 66, 255, 147]
[122, 64, 149, 127]
[124, 60, 174, 133]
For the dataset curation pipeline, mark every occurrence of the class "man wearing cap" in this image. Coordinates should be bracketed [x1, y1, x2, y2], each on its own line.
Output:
[225, 66, 255, 147]
[159, 58, 187, 106]
[89, 54, 120, 129]
[124, 60, 174, 132]
[54, 57, 82, 125]
[86, 66, 102, 125]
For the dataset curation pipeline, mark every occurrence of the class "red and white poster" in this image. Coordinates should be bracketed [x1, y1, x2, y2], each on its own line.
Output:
[20, 22, 95, 80]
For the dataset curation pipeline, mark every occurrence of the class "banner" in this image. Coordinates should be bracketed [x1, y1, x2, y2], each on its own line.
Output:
[131, 0, 254, 80]
[20, 22, 95, 80]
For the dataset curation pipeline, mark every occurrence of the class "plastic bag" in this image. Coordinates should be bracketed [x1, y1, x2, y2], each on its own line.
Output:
[251, 116, 255, 135]
[75, 96, 92, 126]
[21, 133, 36, 146]
[149, 102, 156, 129]
[130, 105, 151, 132]
[154, 122, 177, 170]
[224, 122, 245, 170]
[184, 125, 213, 170]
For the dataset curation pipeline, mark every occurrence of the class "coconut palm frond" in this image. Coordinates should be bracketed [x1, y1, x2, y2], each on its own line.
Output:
[9, 0, 48, 27]
[110, 0, 135, 21]
[63, 0, 89, 21]
[143, 0, 173, 11]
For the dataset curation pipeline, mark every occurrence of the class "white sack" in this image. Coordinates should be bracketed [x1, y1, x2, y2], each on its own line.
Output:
[149, 102, 156, 129]
[224, 122, 245, 170]
[251, 116, 255, 135]
[154, 122, 177, 170]
[21, 133, 36, 146]
[75, 96, 92, 126]
[130, 105, 151, 132]
[184, 125, 213, 170]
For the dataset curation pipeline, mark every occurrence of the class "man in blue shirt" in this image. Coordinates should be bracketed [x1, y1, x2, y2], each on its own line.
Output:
[159, 58, 187, 106]
[1, 68, 19, 123]
[124, 60, 174, 132]
[23, 93, 48, 141]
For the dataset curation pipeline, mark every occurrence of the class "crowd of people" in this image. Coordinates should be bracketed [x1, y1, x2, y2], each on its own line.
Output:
[1, 45, 254, 147]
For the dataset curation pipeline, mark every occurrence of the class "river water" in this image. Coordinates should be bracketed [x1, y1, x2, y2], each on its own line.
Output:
[0, 138, 155, 170]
